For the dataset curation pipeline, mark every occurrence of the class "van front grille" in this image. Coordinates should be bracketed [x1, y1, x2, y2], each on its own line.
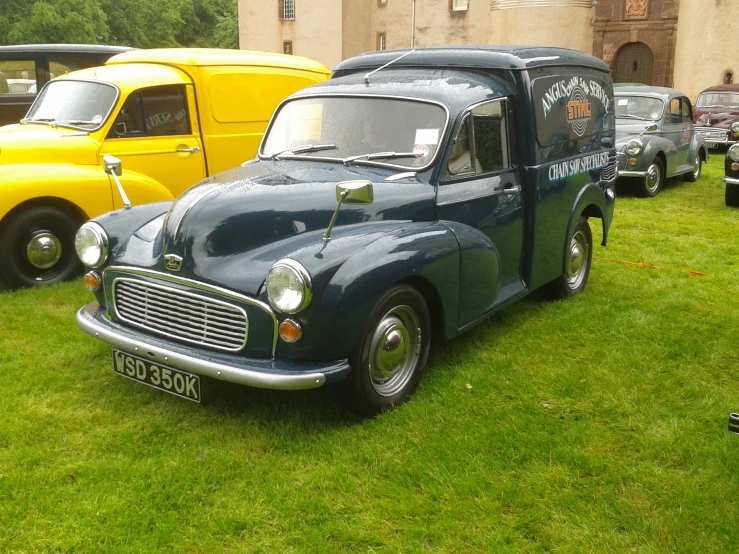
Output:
[113, 278, 248, 352]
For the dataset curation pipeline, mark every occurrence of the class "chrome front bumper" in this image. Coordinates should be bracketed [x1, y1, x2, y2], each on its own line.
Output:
[723, 177, 739, 185]
[77, 302, 351, 390]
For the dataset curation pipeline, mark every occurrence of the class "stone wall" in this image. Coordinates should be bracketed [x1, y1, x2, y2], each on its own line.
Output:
[673, 0, 739, 101]
[593, 0, 679, 87]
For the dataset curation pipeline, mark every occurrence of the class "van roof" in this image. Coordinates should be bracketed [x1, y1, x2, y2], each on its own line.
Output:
[63, 63, 190, 91]
[106, 48, 330, 75]
[334, 45, 611, 76]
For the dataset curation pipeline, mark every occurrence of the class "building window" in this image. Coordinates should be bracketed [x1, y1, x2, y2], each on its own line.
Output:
[725, 71, 734, 85]
[377, 32, 386, 51]
[279, 0, 295, 21]
[283, 41, 293, 55]
[377, 0, 387, 6]
[450, 0, 468, 11]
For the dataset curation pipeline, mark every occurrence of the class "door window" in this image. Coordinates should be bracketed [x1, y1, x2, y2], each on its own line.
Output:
[681, 98, 693, 123]
[48, 55, 111, 79]
[108, 85, 190, 138]
[444, 99, 509, 180]
[0, 59, 37, 94]
[666, 98, 682, 124]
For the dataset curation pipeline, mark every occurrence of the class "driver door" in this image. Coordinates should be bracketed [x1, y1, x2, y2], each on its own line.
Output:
[100, 84, 206, 207]
[436, 98, 524, 326]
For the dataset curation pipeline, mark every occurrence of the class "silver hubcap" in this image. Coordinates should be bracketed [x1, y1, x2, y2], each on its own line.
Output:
[26, 232, 62, 269]
[694, 162, 701, 179]
[368, 305, 421, 397]
[645, 163, 661, 193]
[566, 230, 589, 290]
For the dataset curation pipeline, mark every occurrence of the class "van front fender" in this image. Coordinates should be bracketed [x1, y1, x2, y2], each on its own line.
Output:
[0, 163, 175, 223]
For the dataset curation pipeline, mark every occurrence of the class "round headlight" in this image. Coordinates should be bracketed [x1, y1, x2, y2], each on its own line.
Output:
[625, 140, 643, 156]
[75, 222, 108, 268]
[729, 145, 739, 162]
[731, 122, 739, 134]
[266, 259, 312, 314]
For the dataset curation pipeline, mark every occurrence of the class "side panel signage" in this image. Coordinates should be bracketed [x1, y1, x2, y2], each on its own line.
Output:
[533, 75, 613, 146]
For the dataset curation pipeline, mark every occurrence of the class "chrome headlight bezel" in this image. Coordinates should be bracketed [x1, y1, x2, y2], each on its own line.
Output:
[74, 222, 109, 268]
[624, 139, 643, 156]
[266, 258, 313, 314]
[731, 122, 739, 135]
[729, 144, 739, 162]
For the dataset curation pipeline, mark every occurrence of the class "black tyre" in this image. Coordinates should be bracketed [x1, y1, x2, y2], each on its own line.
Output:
[0, 206, 82, 289]
[639, 158, 665, 197]
[726, 183, 739, 207]
[683, 157, 702, 182]
[544, 217, 593, 299]
[342, 285, 431, 417]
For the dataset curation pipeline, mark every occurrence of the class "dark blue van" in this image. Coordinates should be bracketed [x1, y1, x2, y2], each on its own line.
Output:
[76, 46, 616, 415]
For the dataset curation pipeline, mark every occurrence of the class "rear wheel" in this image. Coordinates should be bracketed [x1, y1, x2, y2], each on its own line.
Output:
[543, 217, 593, 299]
[726, 183, 739, 207]
[342, 285, 431, 417]
[683, 157, 702, 182]
[0, 206, 82, 289]
[639, 158, 665, 197]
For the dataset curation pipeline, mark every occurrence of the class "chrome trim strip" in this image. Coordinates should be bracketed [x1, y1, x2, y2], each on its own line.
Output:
[258, 93, 451, 173]
[76, 305, 326, 390]
[722, 177, 739, 185]
[617, 170, 647, 177]
[104, 266, 279, 357]
[113, 277, 248, 352]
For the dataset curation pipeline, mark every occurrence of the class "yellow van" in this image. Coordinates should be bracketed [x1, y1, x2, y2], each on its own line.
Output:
[0, 48, 329, 288]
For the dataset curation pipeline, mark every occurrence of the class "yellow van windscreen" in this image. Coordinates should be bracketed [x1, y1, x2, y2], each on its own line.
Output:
[208, 71, 317, 124]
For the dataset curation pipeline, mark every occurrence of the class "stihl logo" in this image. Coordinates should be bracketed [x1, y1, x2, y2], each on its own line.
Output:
[567, 100, 591, 121]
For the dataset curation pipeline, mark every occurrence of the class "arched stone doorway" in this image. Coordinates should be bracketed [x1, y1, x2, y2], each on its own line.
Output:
[612, 42, 655, 85]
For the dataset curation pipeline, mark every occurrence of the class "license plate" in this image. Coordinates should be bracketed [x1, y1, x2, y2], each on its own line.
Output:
[707, 142, 717, 148]
[112, 350, 201, 403]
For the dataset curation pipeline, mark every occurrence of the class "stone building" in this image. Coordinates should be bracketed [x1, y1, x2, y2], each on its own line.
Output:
[238, 0, 738, 100]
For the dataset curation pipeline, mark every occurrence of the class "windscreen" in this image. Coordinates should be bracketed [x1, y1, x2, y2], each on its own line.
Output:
[696, 92, 739, 108]
[26, 80, 117, 130]
[615, 96, 665, 121]
[261, 96, 448, 169]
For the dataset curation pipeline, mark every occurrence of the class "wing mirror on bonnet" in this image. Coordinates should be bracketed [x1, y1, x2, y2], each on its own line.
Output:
[323, 180, 374, 243]
[640, 123, 658, 136]
[103, 154, 131, 209]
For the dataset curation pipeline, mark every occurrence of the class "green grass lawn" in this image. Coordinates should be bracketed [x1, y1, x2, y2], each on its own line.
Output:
[2, 156, 738, 553]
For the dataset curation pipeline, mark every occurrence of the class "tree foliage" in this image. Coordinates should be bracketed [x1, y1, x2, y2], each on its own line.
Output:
[0, 0, 238, 49]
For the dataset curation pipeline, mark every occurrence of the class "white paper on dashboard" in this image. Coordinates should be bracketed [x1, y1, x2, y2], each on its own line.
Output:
[415, 129, 440, 145]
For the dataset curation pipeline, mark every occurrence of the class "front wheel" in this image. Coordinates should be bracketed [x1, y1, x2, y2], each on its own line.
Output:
[684, 157, 702, 182]
[544, 217, 593, 299]
[0, 206, 82, 289]
[342, 285, 431, 416]
[639, 158, 665, 197]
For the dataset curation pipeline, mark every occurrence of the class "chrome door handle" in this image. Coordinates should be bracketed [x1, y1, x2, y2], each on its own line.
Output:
[176, 147, 201, 153]
[492, 185, 521, 196]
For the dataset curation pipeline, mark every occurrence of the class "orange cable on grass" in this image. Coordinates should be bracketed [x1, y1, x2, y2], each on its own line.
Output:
[593, 257, 708, 277]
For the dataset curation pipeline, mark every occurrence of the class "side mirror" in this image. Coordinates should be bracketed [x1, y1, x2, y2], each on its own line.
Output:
[640, 123, 658, 136]
[102, 154, 130, 208]
[103, 154, 123, 176]
[323, 181, 375, 243]
[336, 180, 374, 205]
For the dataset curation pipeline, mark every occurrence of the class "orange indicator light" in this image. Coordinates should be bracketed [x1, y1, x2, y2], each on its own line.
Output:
[279, 319, 302, 343]
[84, 271, 101, 291]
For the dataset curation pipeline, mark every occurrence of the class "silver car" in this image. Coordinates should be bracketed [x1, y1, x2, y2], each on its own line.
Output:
[615, 85, 708, 197]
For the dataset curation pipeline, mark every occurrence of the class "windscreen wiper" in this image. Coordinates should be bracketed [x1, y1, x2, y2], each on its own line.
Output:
[616, 114, 648, 121]
[269, 143, 337, 160]
[343, 151, 422, 165]
[21, 117, 56, 125]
